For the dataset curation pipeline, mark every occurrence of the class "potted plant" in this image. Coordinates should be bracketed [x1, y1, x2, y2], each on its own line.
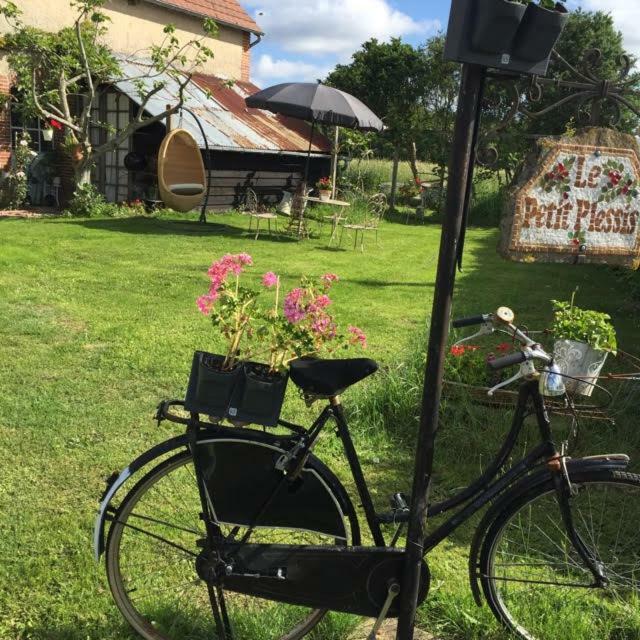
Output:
[471, 0, 527, 55]
[185, 253, 257, 419]
[185, 259, 367, 426]
[316, 177, 332, 201]
[513, 0, 569, 62]
[42, 126, 54, 142]
[550, 293, 617, 397]
[42, 118, 63, 143]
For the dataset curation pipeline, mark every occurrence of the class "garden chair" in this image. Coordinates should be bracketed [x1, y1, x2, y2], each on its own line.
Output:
[245, 187, 279, 240]
[339, 193, 387, 251]
[285, 186, 310, 237]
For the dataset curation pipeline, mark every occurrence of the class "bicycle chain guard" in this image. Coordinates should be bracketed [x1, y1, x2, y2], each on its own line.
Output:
[196, 545, 430, 618]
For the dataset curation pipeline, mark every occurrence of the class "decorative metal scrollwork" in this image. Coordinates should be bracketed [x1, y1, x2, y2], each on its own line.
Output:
[478, 48, 640, 167]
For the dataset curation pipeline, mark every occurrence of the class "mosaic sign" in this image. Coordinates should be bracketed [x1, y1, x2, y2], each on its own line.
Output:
[505, 142, 640, 267]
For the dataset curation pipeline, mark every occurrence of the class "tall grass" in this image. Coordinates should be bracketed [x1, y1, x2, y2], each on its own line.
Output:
[342, 157, 437, 195]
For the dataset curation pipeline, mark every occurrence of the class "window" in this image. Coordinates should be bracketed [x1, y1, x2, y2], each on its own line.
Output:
[91, 90, 132, 202]
[10, 104, 54, 153]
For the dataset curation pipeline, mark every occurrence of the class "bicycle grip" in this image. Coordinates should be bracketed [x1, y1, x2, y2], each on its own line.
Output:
[488, 351, 527, 371]
[452, 315, 486, 329]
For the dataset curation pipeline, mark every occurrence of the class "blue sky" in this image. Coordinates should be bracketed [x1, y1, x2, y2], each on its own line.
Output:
[244, 0, 640, 87]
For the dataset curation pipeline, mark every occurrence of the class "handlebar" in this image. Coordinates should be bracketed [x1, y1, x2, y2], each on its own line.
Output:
[452, 314, 488, 329]
[452, 307, 554, 395]
[488, 351, 528, 371]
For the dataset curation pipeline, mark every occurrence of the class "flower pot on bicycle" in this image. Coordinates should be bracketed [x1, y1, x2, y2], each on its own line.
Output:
[553, 338, 608, 397]
[184, 351, 241, 418]
[228, 362, 288, 427]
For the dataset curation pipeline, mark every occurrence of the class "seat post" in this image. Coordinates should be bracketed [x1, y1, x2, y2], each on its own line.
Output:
[331, 399, 386, 547]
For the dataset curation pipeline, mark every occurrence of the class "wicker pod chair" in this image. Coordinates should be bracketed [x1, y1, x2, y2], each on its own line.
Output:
[157, 129, 206, 212]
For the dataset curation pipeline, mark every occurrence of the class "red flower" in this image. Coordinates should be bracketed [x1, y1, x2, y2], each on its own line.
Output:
[497, 342, 511, 353]
[573, 238, 580, 245]
[49, 119, 64, 131]
[450, 345, 465, 357]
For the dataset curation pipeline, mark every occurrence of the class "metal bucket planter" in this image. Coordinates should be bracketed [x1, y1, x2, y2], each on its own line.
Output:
[553, 339, 608, 397]
[512, 3, 569, 62]
[184, 351, 242, 418]
[471, 0, 526, 54]
[229, 363, 289, 428]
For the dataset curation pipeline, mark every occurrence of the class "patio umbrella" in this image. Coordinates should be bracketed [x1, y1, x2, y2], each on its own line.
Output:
[245, 82, 384, 184]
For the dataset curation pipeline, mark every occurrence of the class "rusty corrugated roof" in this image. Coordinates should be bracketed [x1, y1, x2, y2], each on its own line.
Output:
[143, 0, 262, 34]
[193, 74, 332, 155]
[115, 58, 331, 156]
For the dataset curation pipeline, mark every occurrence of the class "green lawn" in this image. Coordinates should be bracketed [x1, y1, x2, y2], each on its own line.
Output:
[1, 210, 639, 640]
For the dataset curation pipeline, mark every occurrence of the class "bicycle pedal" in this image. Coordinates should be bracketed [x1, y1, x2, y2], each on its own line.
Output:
[390, 492, 410, 512]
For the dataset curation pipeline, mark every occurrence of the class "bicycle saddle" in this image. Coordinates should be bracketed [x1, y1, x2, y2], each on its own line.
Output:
[289, 358, 378, 396]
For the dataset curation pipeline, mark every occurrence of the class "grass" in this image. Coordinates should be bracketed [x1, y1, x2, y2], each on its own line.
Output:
[342, 156, 438, 194]
[1, 208, 639, 639]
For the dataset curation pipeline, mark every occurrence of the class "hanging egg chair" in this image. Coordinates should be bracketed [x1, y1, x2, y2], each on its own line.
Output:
[157, 128, 206, 212]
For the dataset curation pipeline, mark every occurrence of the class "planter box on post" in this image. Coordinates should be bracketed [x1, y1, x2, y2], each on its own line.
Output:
[553, 339, 608, 397]
[471, 0, 526, 55]
[229, 363, 289, 427]
[185, 351, 241, 418]
[513, 3, 569, 62]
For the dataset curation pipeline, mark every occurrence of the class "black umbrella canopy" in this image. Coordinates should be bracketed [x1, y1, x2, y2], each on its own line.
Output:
[245, 82, 384, 132]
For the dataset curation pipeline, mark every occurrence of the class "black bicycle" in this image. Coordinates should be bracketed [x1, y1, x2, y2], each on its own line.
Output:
[95, 307, 640, 640]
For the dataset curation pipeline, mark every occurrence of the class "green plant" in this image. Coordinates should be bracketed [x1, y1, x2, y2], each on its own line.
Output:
[196, 257, 366, 372]
[64, 183, 108, 217]
[444, 341, 513, 387]
[398, 180, 420, 203]
[316, 176, 333, 192]
[539, 0, 565, 9]
[5, 130, 33, 209]
[551, 292, 617, 353]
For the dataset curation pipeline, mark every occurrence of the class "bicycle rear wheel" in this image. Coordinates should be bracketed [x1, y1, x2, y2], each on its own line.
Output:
[105, 436, 357, 640]
[480, 470, 640, 640]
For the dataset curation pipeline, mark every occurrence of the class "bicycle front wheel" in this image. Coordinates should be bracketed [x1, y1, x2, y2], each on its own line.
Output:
[480, 469, 640, 640]
[105, 436, 357, 640]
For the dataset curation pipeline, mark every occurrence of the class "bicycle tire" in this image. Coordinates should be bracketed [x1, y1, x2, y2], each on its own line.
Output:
[105, 432, 359, 640]
[480, 469, 640, 640]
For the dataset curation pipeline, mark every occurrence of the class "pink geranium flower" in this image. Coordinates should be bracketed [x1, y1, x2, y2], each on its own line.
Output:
[348, 325, 367, 349]
[284, 288, 306, 323]
[321, 273, 339, 289]
[315, 294, 331, 309]
[262, 271, 278, 288]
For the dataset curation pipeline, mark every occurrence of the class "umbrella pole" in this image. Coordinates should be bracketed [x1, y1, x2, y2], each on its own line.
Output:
[298, 119, 315, 238]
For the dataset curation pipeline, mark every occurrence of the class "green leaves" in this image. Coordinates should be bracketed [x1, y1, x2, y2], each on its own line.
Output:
[551, 298, 617, 353]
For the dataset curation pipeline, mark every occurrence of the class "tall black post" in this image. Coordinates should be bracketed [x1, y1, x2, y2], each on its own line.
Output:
[396, 63, 486, 640]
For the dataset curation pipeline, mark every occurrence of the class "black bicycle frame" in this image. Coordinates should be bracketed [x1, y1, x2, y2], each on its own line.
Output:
[186, 377, 609, 619]
[332, 380, 559, 553]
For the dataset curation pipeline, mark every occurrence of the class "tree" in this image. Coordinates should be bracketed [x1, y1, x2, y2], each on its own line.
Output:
[482, 10, 640, 182]
[418, 35, 459, 193]
[325, 38, 431, 183]
[0, 0, 217, 190]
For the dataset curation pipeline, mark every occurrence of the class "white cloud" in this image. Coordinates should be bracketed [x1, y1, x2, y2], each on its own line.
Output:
[246, 0, 440, 57]
[567, 0, 640, 55]
[253, 54, 331, 87]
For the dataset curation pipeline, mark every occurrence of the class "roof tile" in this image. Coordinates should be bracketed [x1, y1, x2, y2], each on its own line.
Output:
[147, 0, 262, 34]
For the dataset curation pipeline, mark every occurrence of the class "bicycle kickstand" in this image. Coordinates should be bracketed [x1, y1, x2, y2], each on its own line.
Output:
[368, 582, 401, 640]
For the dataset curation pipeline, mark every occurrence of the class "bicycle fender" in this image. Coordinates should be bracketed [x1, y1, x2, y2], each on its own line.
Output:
[93, 434, 190, 560]
[468, 455, 630, 606]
